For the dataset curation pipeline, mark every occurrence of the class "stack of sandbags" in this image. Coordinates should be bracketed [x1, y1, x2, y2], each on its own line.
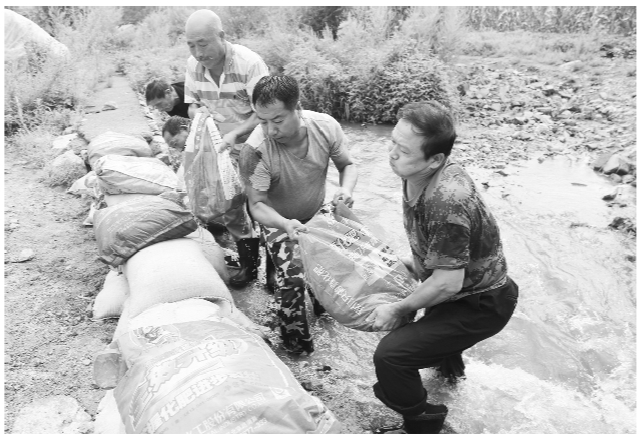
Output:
[93, 299, 341, 434]
[87, 132, 153, 170]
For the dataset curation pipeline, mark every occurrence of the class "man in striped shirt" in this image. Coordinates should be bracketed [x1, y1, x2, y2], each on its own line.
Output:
[183, 9, 270, 287]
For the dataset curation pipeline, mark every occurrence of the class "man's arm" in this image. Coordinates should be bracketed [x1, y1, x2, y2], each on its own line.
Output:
[245, 185, 308, 241]
[368, 268, 465, 331]
[333, 162, 358, 206]
[220, 112, 261, 152]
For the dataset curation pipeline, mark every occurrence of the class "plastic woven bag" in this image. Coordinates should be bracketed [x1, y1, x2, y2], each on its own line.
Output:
[183, 113, 244, 223]
[298, 202, 417, 331]
[114, 319, 341, 434]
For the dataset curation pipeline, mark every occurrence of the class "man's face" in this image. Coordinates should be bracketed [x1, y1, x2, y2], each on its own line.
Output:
[149, 91, 175, 113]
[186, 26, 225, 70]
[388, 119, 433, 179]
[255, 100, 300, 145]
[163, 130, 189, 152]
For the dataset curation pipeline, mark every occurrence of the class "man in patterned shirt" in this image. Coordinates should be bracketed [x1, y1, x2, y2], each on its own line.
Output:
[368, 101, 519, 434]
[183, 9, 269, 286]
[240, 75, 358, 354]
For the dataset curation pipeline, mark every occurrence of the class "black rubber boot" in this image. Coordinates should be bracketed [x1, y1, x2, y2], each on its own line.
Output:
[229, 238, 260, 287]
[265, 251, 278, 293]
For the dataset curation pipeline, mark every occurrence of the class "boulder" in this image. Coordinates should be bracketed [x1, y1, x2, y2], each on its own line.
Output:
[46, 150, 88, 187]
[11, 395, 92, 434]
[593, 153, 614, 171]
[51, 134, 78, 156]
[602, 154, 631, 175]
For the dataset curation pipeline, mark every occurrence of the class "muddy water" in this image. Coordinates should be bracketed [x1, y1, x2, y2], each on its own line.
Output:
[235, 124, 636, 433]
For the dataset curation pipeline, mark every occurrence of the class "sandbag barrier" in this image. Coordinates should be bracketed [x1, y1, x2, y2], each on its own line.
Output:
[77, 129, 341, 433]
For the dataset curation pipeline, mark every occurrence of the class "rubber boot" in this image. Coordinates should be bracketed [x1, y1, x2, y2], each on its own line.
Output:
[229, 238, 260, 287]
[265, 251, 278, 293]
[404, 403, 448, 434]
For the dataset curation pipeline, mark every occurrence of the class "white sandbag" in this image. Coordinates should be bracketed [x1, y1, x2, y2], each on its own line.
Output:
[185, 226, 230, 283]
[93, 270, 130, 320]
[103, 193, 151, 207]
[94, 391, 127, 434]
[112, 299, 132, 343]
[83, 202, 98, 227]
[94, 154, 177, 195]
[87, 131, 152, 169]
[67, 171, 98, 198]
[123, 238, 233, 318]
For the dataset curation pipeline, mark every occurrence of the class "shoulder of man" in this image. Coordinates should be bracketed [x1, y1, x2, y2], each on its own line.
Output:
[230, 42, 266, 64]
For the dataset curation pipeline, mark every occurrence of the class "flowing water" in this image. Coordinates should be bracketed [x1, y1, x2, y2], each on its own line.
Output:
[236, 124, 636, 433]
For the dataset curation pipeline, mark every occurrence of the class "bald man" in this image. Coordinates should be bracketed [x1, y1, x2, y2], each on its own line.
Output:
[183, 9, 270, 287]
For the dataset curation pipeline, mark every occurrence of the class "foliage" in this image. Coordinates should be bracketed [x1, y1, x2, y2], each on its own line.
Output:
[467, 6, 636, 35]
[300, 6, 350, 39]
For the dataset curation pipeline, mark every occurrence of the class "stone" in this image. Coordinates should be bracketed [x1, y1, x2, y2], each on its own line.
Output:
[559, 60, 584, 72]
[534, 124, 551, 135]
[51, 134, 78, 156]
[592, 153, 614, 171]
[47, 151, 87, 186]
[602, 154, 631, 175]
[609, 173, 623, 183]
[101, 101, 118, 111]
[11, 395, 92, 434]
[15, 248, 35, 263]
[622, 174, 635, 184]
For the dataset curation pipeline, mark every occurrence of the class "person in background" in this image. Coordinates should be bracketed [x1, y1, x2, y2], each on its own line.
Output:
[182, 9, 270, 286]
[368, 101, 519, 434]
[145, 78, 190, 119]
[240, 75, 358, 354]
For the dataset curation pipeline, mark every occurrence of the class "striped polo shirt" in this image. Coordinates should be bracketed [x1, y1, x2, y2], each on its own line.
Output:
[184, 41, 269, 136]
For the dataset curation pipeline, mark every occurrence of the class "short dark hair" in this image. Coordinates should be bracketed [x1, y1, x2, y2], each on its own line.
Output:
[145, 78, 171, 104]
[162, 116, 190, 137]
[252, 75, 300, 111]
[398, 101, 457, 159]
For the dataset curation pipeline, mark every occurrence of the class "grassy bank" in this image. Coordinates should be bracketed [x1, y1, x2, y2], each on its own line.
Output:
[5, 6, 636, 149]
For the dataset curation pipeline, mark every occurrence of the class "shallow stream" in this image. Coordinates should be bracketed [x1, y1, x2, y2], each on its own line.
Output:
[236, 124, 636, 433]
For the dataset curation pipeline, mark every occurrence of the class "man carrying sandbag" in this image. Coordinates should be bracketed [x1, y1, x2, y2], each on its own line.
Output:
[239, 75, 358, 355]
[180, 9, 270, 286]
[368, 101, 519, 434]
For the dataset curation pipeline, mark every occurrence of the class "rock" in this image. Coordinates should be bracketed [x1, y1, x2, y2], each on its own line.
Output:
[593, 153, 614, 171]
[609, 217, 636, 234]
[51, 134, 78, 156]
[559, 60, 584, 72]
[301, 381, 314, 391]
[11, 395, 92, 434]
[534, 124, 551, 135]
[609, 173, 623, 183]
[101, 101, 118, 111]
[622, 174, 635, 184]
[602, 154, 631, 175]
[15, 248, 35, 263]
[46, 151, 87, 187]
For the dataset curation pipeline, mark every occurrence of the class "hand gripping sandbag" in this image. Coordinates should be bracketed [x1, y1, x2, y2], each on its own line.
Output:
[298, 203, 417, 331]
[183, 113, 244, 223]
[94, 155, 177, 195]
[93, 195, 197, 267]
[114, 319, 341, 434]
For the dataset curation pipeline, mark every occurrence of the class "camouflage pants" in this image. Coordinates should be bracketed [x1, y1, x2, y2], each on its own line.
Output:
[261, 225, 317, 354]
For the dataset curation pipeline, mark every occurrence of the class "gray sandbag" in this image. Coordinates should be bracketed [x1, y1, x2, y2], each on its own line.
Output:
[94, 154, 177, 195]
[88, 131, 152, 169]
[93, 195, 197, 267]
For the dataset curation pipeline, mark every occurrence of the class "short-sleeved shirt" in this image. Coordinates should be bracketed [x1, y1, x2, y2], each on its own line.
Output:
[184, 41, 269, 137]
[166, 82, 190, 119]
[404, 159, 508, 301]
[240, 110, 352, 222]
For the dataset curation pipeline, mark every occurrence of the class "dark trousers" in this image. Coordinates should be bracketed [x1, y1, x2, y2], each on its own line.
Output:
[373, 277, 519, 417]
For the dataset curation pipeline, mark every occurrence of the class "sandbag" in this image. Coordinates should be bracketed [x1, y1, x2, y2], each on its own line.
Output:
[93, 195, 197, 267]
[185, 226, 229, 283]
[95, 391, 127, 434]
[67, 171, 99, 198]
[103, 193, 153, 207]
[183, 113, 244, 223]
[88, 132, 153, 169]
[298, 203, 417, 331]
[4, 9, 69, 64]
[123, 237, 232, 318]
[93, 270, 130, 320]
[114, 318, 341, 434]
[94, 155, 177, 195]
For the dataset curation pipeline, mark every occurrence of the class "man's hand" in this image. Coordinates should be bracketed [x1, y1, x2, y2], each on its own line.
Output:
[367, 302, 406, 332]
[332, 188, 354, 208]
[216, 131, 237, 153]
[283, 219, 308, 241]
